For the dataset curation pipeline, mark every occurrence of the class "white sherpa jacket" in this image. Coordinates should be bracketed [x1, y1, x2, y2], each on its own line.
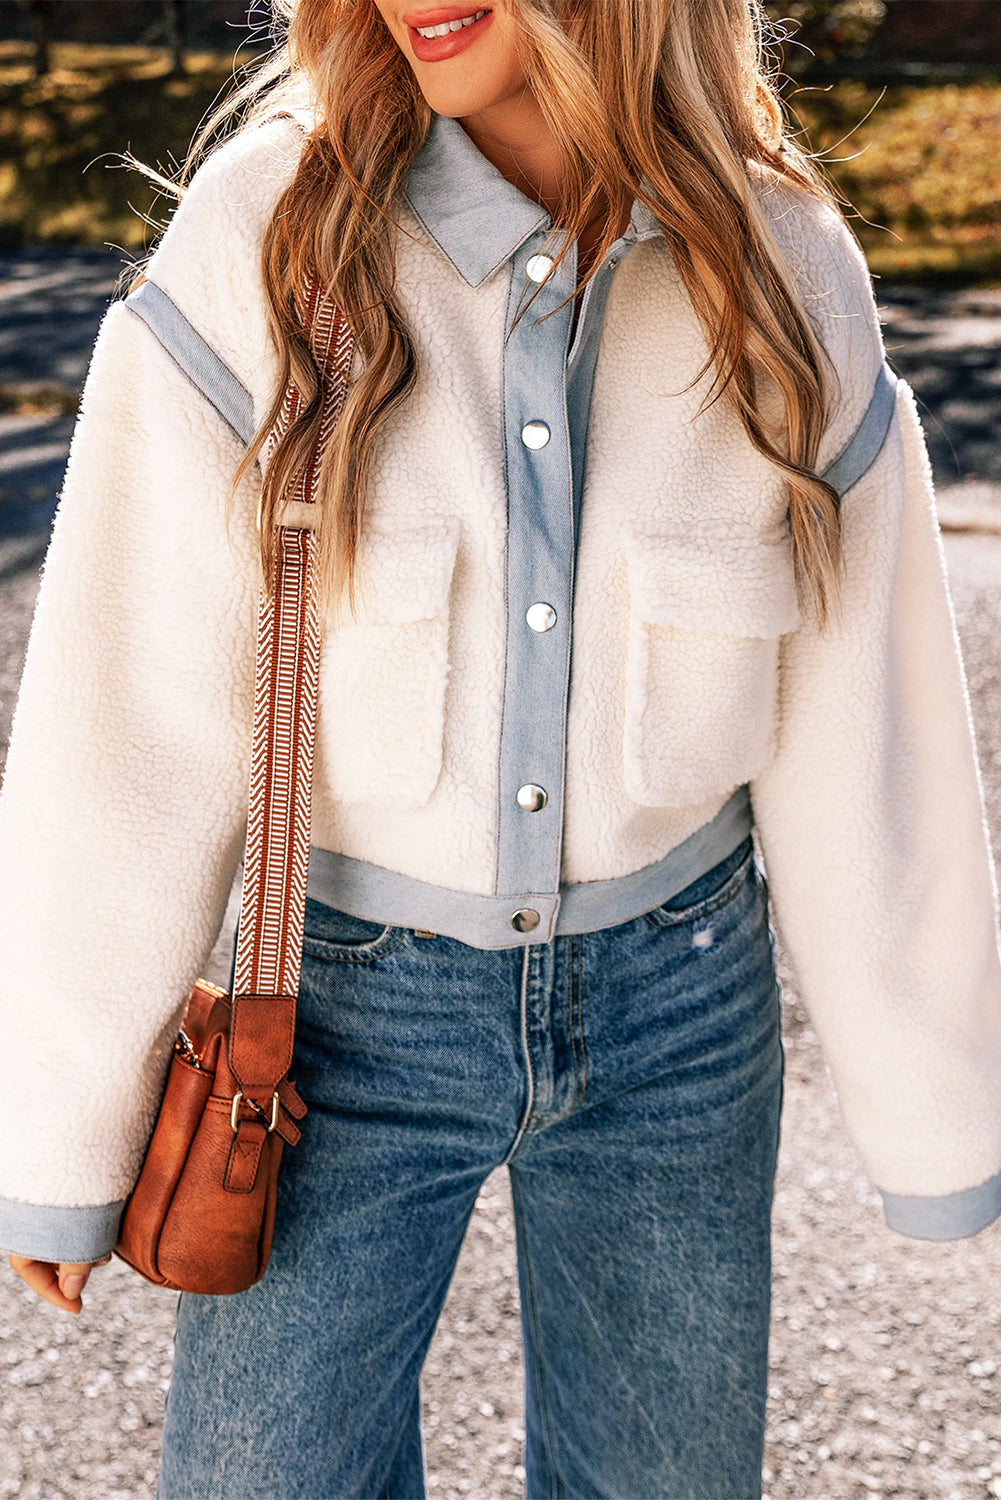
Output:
[2, 112, 1001, 1262]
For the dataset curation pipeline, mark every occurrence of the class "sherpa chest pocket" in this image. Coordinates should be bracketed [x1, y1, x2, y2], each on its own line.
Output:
[622, 523, 801, 807]
[317, 517, 461, 810]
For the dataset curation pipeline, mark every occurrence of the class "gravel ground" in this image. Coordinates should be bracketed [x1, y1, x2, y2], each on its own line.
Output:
[3, 267, 1001, 1498]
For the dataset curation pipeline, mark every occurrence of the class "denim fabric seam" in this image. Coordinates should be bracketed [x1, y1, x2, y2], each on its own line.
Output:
[519, 944, 582, 1133]
[567, 934, 581, 1099]
[300, 926, 406, 964]
[643, 841, 754, 929]
[528, 1097, 577, 1129]
[491, 259, 518, 897]
[575, 934, 590, 1094]
[500, 946, 537, 1166]
[509, 1167, 563, 1500]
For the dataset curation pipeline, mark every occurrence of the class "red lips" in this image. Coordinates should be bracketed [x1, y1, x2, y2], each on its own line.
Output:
[403, 6, 494, 63]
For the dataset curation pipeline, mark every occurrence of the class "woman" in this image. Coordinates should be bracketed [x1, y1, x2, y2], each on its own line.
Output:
[3, 1, 1001, 1495]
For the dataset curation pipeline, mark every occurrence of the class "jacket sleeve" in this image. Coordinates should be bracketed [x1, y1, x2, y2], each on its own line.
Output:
[751, 206, 1001, 1239]
[0, 137, 297, 1261]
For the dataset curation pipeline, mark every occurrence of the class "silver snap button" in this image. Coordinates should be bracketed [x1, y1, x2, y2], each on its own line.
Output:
[526, 602, 557, 633]
[511, 908, 541, 933]
[521, 421, 551, 451]
[517, 783, 548, 812]
[526, 254, 555, 284]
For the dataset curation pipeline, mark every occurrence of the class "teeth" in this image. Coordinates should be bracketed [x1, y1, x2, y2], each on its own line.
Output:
[415, 11, 486, 38]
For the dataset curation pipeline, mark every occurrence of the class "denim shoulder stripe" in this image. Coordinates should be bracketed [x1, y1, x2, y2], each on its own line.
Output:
[124, 279, 256, 447]
[822, 362, 899, 498]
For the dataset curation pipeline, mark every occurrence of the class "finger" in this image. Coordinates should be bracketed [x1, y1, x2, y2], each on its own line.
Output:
[58, 1262, 94, 1302]
[8, 1257, 81, 1314]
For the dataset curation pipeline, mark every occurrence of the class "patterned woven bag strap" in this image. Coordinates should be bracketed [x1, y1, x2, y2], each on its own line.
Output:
[228, 275, 354, 1104]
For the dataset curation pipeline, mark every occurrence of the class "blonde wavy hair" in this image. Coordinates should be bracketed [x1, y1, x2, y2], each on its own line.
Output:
[189, 0, 845, 620]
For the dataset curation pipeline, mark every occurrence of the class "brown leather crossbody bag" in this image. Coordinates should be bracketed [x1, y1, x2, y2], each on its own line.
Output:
[114, 279, 354, 1296]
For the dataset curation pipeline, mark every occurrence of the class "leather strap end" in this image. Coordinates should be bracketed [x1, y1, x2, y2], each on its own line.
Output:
[224, 1118, 269, 1194]
[229, 994, 296, 1091]
[278, 1076, 308, 1121]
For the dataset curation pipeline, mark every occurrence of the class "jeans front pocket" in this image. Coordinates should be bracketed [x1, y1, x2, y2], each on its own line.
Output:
[316, 518, 461, 811]
[622, 522, 801, 808]
[301, 897, 405, 963]
[643, 836, 756, 929]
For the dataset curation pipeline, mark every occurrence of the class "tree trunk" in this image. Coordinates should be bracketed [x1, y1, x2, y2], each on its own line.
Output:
[164, 0, 188, 76]
[21, 0, 55, 77]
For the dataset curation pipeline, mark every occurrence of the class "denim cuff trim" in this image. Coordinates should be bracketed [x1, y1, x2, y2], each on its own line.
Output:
[881, 1167, 1001, 1241]
[0, 1196, 124, 1263]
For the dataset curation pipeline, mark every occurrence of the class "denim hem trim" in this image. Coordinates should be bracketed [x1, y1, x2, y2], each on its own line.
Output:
[123, 279, 256, 447]
[306, 786, 753, 948]
[0, 1196, 125, 1263]
[881, 1167, 1001, 1241]
[822, 363, 899, 498]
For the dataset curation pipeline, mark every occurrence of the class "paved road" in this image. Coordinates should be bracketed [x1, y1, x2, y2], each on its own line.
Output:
[2, 252, 1001, 515]
[0, 248, 124, 548]
[2, 254, 1001, 1499]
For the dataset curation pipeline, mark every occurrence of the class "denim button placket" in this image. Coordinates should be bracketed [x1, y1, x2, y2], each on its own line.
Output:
[493, 229, 579, 921]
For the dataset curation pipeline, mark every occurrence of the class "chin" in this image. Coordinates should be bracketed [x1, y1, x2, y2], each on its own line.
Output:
[413, 79, 512, 119]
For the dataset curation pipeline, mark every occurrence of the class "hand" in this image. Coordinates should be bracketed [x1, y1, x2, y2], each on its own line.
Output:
[8, 1254, 112, 1314]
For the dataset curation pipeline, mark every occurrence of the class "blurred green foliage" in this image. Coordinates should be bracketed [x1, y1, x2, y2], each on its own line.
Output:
[1, 36, 1000, 283]
[763, 1, 886, 66]
[792, 79, 1001, 280]
[0, 41, 245, 248]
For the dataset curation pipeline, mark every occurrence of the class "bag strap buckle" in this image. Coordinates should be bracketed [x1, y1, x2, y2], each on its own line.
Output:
[230, 1091, 279, 1134]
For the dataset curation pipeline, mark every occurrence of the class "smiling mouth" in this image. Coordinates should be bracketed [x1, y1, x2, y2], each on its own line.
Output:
[402, 6, 495, 61]
[414, 9, 488, 38]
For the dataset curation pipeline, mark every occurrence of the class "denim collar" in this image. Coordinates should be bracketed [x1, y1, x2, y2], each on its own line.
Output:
[404, 113, 661, 289]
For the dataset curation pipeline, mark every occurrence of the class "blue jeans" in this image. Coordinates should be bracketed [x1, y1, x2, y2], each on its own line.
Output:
[158, 837, 782, 1499]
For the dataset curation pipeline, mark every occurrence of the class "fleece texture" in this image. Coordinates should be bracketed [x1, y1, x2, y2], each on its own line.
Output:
[1, 117, 1000, 1252]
